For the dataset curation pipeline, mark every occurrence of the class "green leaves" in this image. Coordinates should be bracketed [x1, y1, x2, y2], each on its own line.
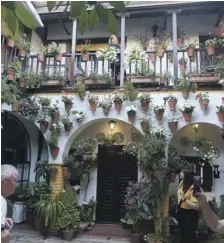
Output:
[47, 1, 57, 12]
[95, 4, 108, 24]
[88, 8, 99, 30]
[71, 1, 86, 19]
[109, 1, 126, 13]
[108, 11, 118, 35]
[78, 10, 89, 34]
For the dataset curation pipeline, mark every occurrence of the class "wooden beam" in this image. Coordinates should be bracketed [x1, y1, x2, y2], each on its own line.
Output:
[163, 14, 167, 30]
[58, 18, 71, 35]
[215, 13, 223, 27]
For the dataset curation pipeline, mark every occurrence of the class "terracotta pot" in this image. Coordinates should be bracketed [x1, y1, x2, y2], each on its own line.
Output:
[81, 52, 89, 61]
[39, 121, 49, 134]
[114, 102, 122, 112]
[141, 101, 150, 111]
[7, 70, 15, 81]
[179, 63, 186, 71]
[130, 233, 141, 243]
[182, 112, 192, 122]
[65, 103, 73, 113]
[169, 173, 176, 183]
[11, 102, 20, 112]
[199, 100, 209, 111]
[128, 113, 136, 123]
[51, 146, 60, 159]
[19, 48, 26, 57]
[52, 111, 60, 123]
[140, 120, 150, 134]
[168, 101, 177, 111]
[187, 46, 195, 57]
[37, 53, 45, 62]
[182, 89, 189, 99]
[216, 112, 224, 122]
[103, 107, 110, 115]
[63, 167, 69, 177]
[207, 46, 215, 56]
[90, 103, 97, 112]
[168, 122, 178, 134]
[55, 53, 62, 62]
[150, 54, 157, 63]
[7, 39, 15, 48]
[177, 37, 184, 47]
[154, 110, 164, 121]
[145, 171, 154, 180]
[63, 230, 74, 241]
[18, 78, 26, 88]
[157, 48, 165, 58]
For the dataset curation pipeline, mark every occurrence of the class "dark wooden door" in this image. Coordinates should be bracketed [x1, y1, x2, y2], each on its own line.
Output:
[96, 145, 138, 223]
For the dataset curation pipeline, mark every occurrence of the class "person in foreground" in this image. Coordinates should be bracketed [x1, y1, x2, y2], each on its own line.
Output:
[196, 190, 224, 233]
[177, 171, 199, 243]
[1, 164, 18, 243]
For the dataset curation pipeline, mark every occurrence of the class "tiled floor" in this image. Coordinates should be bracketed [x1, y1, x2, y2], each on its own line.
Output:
[9, 225, 130, 243]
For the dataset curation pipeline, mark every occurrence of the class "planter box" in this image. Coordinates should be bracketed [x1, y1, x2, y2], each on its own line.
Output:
[85, 79, 111, 85]
[41, 80, 62, 87]
[189, 75, 220, 83]
[131, 76, 158, 84]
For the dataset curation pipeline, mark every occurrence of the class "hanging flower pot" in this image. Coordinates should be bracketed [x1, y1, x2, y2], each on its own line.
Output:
[90, 102, 97, 112]
[169, 173, 176, 183]
[37, 53, 45, 62]
[103, 107, 110, 115]
[216, 112, 224, 122]
[177, 37, 184, 47]
[52, 111, 60, 123]
[154, 110, 164, 121]
[18, 78, 26, 88]
[19, 48, 26, 57]
[7, 39, 15, 48]
[207, 46, 215, 56]
[7, 70, 15, 81]
[140, 120, 150, 134]
[81, 52, 89, 61]
[141, 101, 150, 111]
[79, 92, 85, 100]
[150, 54, 157, 63]
[50, 165, 58, 176]
[199, 100, 209, 111]
[168, 101, 177, 111]
[182, 112, 192, 122]
[145, 171, 154, 180]
[64, 103, 73, 113]
[182, 89, 189, 99]
[50, 146, 60, 159]
[157, 48, 165, 58]
[11, 102, 20, 112]
[114, 102, 122, 112]
[63, 167, 69, 177]
[55, 53, 62, 62]
[39, 121, 49, 134]
[186, 46, 195, 57]
[168, 121, 178, 134]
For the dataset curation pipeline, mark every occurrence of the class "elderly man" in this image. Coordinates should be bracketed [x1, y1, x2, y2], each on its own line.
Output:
[1, 164, 18, 243]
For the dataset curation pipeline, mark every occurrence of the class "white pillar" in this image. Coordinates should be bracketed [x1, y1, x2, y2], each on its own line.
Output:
[71, 19, 77, 85]
[120, 14, 126, 87]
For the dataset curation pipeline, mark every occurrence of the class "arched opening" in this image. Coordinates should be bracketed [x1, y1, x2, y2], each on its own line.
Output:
[168, 122, 223, 202]
[1, 111, 49, 187]
[65, 118, 143, 223]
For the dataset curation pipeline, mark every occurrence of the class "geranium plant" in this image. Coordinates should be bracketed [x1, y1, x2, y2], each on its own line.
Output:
[96, 46, 118, 62]
[62, 96, 73, 104]
[72, 109, 85, 122]
[49, 42, 61, 55]
[126, 105, 138, 122]
[122, 142, 139, 156]
[61, 116, 73, 132]
[180, 103, 195, 113]
[86, 91, 99, 112]
[205, 38, 217, 48]
[124, 45, 146, 66]
[99, 95, 113, 114]
[196, 92, 209, 101]
[81, 40, 91, 53]
[38, 97, 51, 106]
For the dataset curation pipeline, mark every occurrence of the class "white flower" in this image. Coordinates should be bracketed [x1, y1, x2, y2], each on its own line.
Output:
[126, 105, 138, 113]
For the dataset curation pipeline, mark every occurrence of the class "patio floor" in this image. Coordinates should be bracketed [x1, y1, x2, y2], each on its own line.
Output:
[10, 224, 131, 243]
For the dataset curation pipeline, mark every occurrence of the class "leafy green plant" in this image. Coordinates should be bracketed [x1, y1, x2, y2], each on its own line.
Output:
[205, 38, 217, 47]
[49, 42, 61, 55]
[39, 45, 48, 54]
[138, 94, 152, 103]
[7, 59, 21, 72]
[75, 82, 86, 96]
[34, 160, 51, 183]
[47, 132, 59, 149]
[124, 82, 139, 101]
[62, 96, 73, 104]
[26, 73, 42, 88]
[81, 40, 91, 53]
[61, 116, 73, 131]
[38, 97, 51, 106]
[175, 76, 193, 91]
[18, 35, 32, 52]
[19, 97, 40, 117]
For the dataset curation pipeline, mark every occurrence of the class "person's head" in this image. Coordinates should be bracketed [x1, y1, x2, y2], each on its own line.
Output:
[109, 35, 119, 45]
[1, 164, 18, 197]
[182, 171, 195, 191]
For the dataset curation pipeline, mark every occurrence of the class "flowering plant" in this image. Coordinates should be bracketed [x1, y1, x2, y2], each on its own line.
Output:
[205, 38, 217, 47]
[122, 141, 138, 156]
[219, 79, 224, 87]
[61, 116, 73, 131]
[168, 117, 180, 123]
[152, 127, 166, 140]
[49, 123, 63, 135]
[49, 42, 61, 55]
[154, 38, 170, 50]
[126, 105, 138, 115]
[81, 40, 91, 53]
[86, 91, 99, 105]
[138, 94, 152, 103]
[154, 105, 165, 112]
[113, 91, 126, 104]
[96, 46, 118, 62]
[99, 95, 113, 109]
[124, 45, 146, 65]
[72, 109, 84, 122]
[62, 96, 73, 104]
[196, 92, 209, 101]
[180, 103, 195, 113]
[167, 94, 178, 101]
[192, 138, 215, 165]
[216, 105, 224, 113]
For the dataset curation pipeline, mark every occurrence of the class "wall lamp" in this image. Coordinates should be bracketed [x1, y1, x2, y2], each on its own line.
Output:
[108, 120, 116, 131]
[213, 165, 220, 179]
[193, 124, 199, 132]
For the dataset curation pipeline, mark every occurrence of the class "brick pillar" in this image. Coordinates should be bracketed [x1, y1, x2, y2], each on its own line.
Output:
[164, 191, 170, 236]
[49, 165, 64, 197]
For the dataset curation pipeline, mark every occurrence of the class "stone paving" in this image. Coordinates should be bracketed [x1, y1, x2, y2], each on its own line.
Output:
[9, 225, 130, 243]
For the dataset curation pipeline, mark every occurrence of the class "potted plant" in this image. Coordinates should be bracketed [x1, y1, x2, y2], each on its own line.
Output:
[219, 79, 224, 89]
[175, 76, 193, 99]
[38, 97, 51, 112]
[178, 57, 188, 71]
[26, 73, 42, 89]
[205, 38, 217, 56]
[154, 105, 165, 121]
[177, 26, 186, 47]
[168, 118, 180, 134]
[47, 132, 60, 159]
[99, 95, 113, 115]
[38, 45, 48, 62]
[75, 82, 86, 100]
[50, 42, 62, 62]
[81, 40, 91, 61]
[216, 105, 224, 122]
[160, 71, 172, 86]
[140, 118, 150, 134]
[196, 92, 210, 111]
[138, 94, 152, 111]
[124, 82, 139, 101]
[180, 103, 195, 122]
[7, 59, 21, 81]
[37, 116, 50, 134]
[185, 39, 197, 57]
[86, 91, 99, 112]
[113, 91, 126, 112]
[61, 116, 73, 132]
[122, 142, 139, 157]
[72, 109, 85, 123]
[96, 46, 118, 62]
[155, 36, 170, 58]
[167, 94, 178, 111]
[48, 102, 60, 123]
[6, 35, 15, 48]
[19, 97, 40, 121]
[167, 156, 183, 183]
[18, 35, 32, 57]
[126, 105, 138, 123]
[17, 72, 29, 88]
[102, 135, 116, 146]
[62, 96, 73, 113]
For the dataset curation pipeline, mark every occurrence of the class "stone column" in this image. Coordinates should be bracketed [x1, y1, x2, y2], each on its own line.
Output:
[71, 18, 78, 86]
